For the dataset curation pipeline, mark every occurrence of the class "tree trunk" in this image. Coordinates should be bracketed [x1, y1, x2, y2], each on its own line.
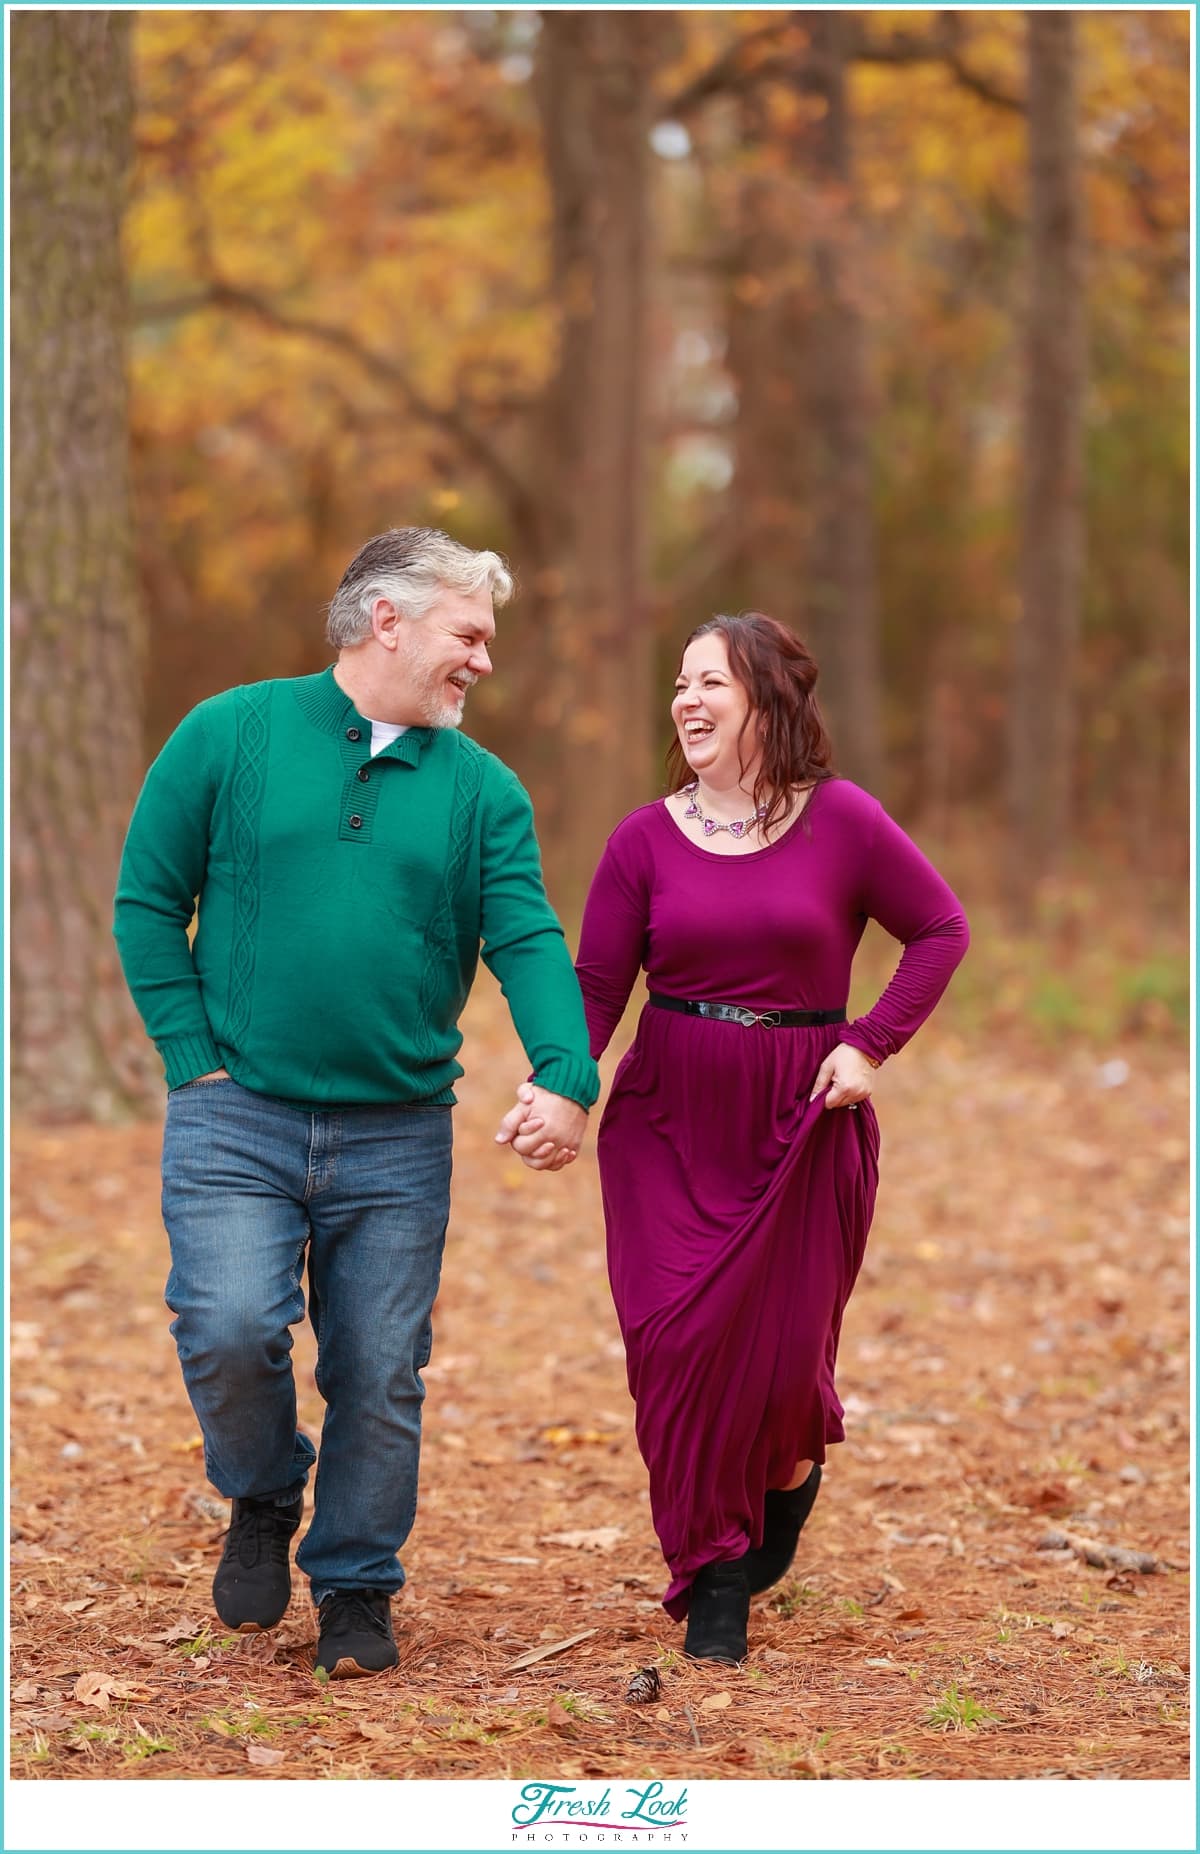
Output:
[10, 13, 156, 1117]
[797, 11, 886, 796]
[726, 94, 809, 627]
[1009, 10, 1085, 889]
[531, 10, 661, 903]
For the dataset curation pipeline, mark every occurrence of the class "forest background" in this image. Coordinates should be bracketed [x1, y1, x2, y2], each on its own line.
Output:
[6, 1, 1194, 1808]
[10, 4, 1191, 1117]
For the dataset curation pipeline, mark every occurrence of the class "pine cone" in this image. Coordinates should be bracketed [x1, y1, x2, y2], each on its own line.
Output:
[625, 1665, 662, 1704]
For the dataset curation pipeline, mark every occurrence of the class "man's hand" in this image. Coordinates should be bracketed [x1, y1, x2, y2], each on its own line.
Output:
[494, 1082, 587, 1172]
[809, 1043, 877, 1110]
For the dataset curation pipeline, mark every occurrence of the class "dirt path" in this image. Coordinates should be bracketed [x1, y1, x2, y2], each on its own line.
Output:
[10, 987, 1190, 1782]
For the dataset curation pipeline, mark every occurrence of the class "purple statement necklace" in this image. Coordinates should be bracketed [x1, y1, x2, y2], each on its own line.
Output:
[683, 780, 768, 839]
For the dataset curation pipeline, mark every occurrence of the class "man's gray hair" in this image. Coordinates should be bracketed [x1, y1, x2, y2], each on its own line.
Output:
[326, 527, 514, 648]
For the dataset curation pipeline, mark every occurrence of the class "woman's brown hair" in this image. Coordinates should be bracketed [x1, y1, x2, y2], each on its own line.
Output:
[664, 612, 836, 837]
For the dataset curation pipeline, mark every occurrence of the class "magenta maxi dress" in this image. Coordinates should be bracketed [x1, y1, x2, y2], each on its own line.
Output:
[575, 778, 969, 1618]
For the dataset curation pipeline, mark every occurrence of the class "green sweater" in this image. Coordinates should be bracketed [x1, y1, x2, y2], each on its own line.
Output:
[113, 668, 600, 1110]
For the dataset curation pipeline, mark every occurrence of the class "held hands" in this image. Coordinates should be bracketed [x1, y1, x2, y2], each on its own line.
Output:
[494, 1082, 588, 1173]
[810, 1043, 878, 1111]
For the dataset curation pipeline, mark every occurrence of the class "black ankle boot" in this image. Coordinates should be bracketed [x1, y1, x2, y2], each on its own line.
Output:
[683, 1559, 750, 1664]
[742, 1463, 822, 1596]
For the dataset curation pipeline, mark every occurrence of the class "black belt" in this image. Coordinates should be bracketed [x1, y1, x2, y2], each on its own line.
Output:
[648, 993, 846, 1029]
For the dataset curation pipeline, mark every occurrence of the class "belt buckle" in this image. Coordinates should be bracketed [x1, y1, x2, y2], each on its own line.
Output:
[756, 1010, 783, 1028]
[733, 1007, 757, 1027]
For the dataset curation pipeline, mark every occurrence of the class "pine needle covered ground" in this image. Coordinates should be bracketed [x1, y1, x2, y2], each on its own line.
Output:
[9, 984, 1189, 1782]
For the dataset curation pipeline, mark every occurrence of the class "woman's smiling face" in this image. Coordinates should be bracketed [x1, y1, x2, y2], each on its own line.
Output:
[671, 632, 756, 783]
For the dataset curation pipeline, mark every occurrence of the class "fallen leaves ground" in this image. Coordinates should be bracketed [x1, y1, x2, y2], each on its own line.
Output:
[9, 984, 1190, 1783]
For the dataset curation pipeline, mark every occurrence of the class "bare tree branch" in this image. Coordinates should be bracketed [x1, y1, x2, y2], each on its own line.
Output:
[660, 10, 1024, 121]
[850, 12, 1025, 113]
[661, 20, 797, 121]
[134, 280, 542, 543]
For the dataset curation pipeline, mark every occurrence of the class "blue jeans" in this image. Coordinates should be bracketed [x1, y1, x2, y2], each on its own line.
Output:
[161, 1077, 452, 1603]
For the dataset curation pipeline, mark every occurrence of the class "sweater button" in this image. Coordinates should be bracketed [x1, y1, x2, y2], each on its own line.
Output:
[348, 814, 363, 830]
[346, 726, 361, 742]
[356, 768, 370, 783]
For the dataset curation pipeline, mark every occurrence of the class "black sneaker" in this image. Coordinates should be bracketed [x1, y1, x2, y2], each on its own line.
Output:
[314, 1588, 398, 1679]
[212, 1495, 302, 1632]
[683, 1559, 750, 1665]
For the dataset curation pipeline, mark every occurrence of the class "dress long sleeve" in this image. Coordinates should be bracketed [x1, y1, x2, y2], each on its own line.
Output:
[575, 824, 651, 1060]
[839, 800, 970, 1067]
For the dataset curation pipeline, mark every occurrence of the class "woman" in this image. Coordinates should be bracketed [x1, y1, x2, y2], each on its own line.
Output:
[505, 613, 968, 1664]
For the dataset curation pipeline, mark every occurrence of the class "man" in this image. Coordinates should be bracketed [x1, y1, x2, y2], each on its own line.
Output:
[113, 528, 595, 1679]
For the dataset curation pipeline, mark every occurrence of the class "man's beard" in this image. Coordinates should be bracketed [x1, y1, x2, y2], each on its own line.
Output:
[403, 641, 475, 729]
[420, 676, 467, 730]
